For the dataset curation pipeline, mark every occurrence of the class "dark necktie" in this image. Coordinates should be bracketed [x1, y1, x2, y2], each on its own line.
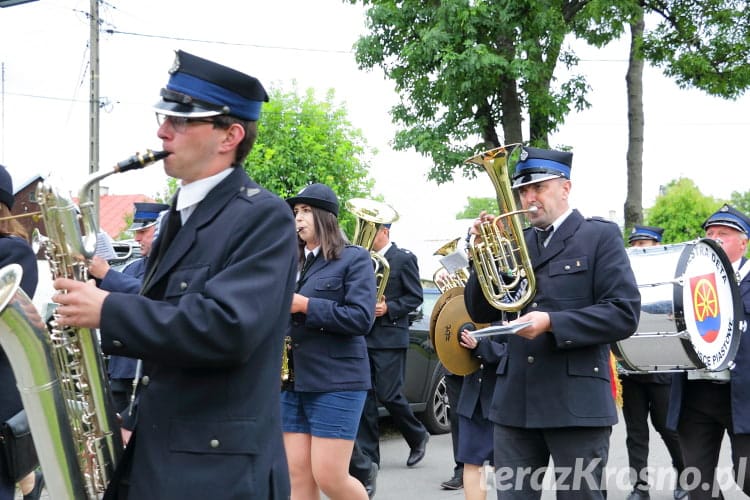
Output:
[296, 252, 316, 291]
[158, 202, 182, 255]
[535, 226, 553, 252]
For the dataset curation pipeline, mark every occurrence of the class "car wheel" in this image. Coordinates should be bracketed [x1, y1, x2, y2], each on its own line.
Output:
[420, 367, 450, 434]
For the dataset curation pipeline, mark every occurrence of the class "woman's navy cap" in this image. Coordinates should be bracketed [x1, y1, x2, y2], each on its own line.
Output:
[702, 204, 750, 236]
[628, 224, 664, 244]
[154, 50, 269, 121]
[0, 164, 14, 210]
[286, 183, 339, 217]
[129, 202, 170, 231]
[511, 146, 573, 189]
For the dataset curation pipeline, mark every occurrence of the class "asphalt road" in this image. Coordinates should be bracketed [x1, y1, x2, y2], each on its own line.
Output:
[17, 410, 746, 499]
[364, 411, 746, 500]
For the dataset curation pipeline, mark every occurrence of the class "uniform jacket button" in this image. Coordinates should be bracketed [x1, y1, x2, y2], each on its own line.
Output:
[564, 340, 573, 345]
[564, 265, 571, 270]
[140, 375, 150, 386]
[593, 367, 599, 373]
[210, 439, 220, 448]
[531, 302, 538, 308]
[112, 340, 123, 348]
[180, 282, 188, 290]
[527, 356, 535, 364]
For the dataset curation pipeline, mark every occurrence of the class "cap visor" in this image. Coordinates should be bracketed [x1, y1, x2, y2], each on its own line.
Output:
[153, 100, 224, 118]
[511, 172, 564, 189]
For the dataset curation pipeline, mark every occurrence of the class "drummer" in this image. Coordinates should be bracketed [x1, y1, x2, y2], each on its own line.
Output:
[667, 204, 750, 500]
[622, 225, 686, 500]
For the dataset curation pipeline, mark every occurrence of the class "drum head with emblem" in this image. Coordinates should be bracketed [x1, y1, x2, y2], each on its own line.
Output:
[433, 294, 488, 376]
[429, 286, 464, 349]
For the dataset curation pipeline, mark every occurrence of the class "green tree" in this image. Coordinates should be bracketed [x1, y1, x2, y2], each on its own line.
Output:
[729, 190, 750, 216]
[644, 178, 719, 243]
[245, 85, 375, 236]
[456, 197, 498, 219]
[350, 0, 624, 183]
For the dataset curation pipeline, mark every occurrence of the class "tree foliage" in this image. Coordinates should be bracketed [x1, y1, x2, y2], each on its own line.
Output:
[456, 196, 498, 219]
[644, 178, 720, 243]
[244, 85, 375, 235]
[730, 189, 750, 216]
[350, 0, 623, 184]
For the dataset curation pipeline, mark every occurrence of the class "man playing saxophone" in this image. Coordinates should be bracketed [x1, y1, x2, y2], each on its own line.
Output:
[52, 50, 297, 500]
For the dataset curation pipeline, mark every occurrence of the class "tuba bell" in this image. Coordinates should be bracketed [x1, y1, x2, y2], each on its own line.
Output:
[464, 144, 537, 312]
[346, 198, 399, 303]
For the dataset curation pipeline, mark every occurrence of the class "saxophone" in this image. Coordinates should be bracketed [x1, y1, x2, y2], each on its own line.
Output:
[0, 150, 167, 499]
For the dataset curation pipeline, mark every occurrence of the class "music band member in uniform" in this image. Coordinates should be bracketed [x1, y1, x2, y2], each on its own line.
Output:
[88, 202, 169, 417]
[0, 165, 44, 500]
[667, 204, 750, 500]
[355, 222, 428, 470]
[463, 146, 641, 499]
[52, 50, 298, 499]
[622, 225, 686, 500]
[283, 183, 376, 500]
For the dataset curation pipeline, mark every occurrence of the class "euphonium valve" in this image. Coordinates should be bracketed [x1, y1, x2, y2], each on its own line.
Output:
[432, 237, 470, 293]
[345, 198, 399, 302]
[464, 145, 537, 312]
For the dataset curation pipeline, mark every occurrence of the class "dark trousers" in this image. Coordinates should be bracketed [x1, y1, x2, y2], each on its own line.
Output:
[446, 373, 464, 477]
[349, 441, 374, 485]
[493, 424, 611, 500]
[621, 376, 684, 491]
[357, 348, 426, 465]
[677, 381, 750, 499]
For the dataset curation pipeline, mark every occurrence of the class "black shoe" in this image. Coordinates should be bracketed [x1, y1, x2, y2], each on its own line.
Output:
[23, 470, 44, 500]
[626, 489, 650, 500]
[365, 463, 378, 499]
[674, 486, 688, 499]
[440, 474, 463, 490]
[406, 433, 429, 467]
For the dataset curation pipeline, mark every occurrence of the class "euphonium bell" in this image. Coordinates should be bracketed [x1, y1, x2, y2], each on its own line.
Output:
[464, 144, 537, 312]
[432, 237, 470, 293]
[345, 198, 399, 302]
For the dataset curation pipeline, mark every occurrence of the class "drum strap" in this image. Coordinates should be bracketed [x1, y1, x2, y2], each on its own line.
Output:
[737, 258, 750, 283]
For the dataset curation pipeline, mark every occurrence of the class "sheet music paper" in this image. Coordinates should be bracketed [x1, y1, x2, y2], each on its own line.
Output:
[439, 251, 470, 275]
[469, 321, 533, 339]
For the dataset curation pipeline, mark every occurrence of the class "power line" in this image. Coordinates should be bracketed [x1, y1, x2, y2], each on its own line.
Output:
[104, 28, 355, 54]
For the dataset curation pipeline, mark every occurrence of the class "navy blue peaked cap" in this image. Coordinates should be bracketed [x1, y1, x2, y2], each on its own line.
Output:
[154, 50, 269, 121]
[628, 224, 664, 244]
[129, 202, 170, 231]
[286, 183, 339, 217]
[0, 164, 13, 210]
[702, 204, 750, 236]
[511, 146, 573, 189]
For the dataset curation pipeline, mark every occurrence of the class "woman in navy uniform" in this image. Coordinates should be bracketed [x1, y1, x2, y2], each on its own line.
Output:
[53, 50, 297, 500]
[463, 146, 640, 499]
[667, 204, 750, 499]
[0, 164, 42, 500]
[282, 183, 376, 500]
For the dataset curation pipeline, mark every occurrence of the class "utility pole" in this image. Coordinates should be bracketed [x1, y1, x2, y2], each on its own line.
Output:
[88, 0, 100, 225]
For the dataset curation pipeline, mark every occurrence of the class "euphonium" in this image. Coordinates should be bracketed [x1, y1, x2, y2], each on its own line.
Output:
[464, 145, 536, 312]
[432, 237, 470, 293]
[346, 198, 399, 303]
[0, 149, 167, 499]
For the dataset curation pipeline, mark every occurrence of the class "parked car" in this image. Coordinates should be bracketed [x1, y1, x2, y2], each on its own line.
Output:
[384, 286, 450, 434]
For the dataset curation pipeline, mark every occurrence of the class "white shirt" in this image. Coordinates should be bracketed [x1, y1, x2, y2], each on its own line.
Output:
[175, 168, 233, 224]
[538, 207, 573, 247]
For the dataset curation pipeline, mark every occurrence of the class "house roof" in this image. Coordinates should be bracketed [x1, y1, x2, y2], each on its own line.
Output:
[75, 194, 156, 239]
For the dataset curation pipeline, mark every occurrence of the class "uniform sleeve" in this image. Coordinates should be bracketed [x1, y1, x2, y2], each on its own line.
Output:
[386, 250, 423, 321]
[0, 236, 38, 298]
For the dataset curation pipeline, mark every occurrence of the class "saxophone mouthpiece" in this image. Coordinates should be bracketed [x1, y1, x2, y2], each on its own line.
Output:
[114, 150, 170, 173]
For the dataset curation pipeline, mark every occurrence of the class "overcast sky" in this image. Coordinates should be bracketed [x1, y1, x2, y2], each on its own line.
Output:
[1, 0, 748, 269]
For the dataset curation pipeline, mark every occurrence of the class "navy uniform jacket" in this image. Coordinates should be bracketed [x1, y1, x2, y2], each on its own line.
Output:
[465, 210, 640, 428]
[456, 339, 507, 420]
[99, 167, 297, 500]
[667, 256, 750, 434]
[0, 235, 39, 423]
[288, 244, 376, 392]
[366, 243, 423, 350]
[99, 258, 145, 381]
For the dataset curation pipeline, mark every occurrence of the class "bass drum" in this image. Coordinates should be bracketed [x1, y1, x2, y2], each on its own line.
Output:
[613, 238, 742, 373]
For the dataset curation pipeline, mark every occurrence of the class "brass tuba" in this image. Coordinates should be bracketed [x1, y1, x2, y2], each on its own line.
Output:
[346, 198, 399, 303]
[0, 149, 167, 499]
[464, 144, 536, 312]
